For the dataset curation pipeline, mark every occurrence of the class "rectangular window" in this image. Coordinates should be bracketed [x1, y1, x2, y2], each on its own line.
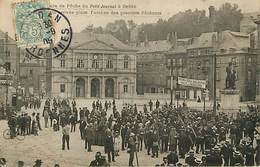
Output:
[123, 85, 128, 93]
[77, 59, 84, 68]
[216, 69, 221, 81]
[124, 61, 128, 69]
[60, 54, 66, 68]
[60, 60, 65, 68]
[60, 84, 65, 93]
[5, 62, 10, 71]
[106, 59, 113, 69]
[167, 59, 171, 66]
[231, 57, 239, 66]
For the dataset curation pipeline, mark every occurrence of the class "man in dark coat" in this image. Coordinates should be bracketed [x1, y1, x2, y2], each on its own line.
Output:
[121, 125, 127, 150]
[221, 140, 233, 166]
[167, 150, 179, 165]
[161, 126, 169, 153]
[85, 124, 95, 152]
[104, 130, 115, 162]
[245, 144, 254, 166]
[89, 152, 110, 167]
[146, 129, 153, 155]
[149, 100, 153, 111]
[128, 133, 136, 167]
[185, 150, 198, 166]
[156, 99, 160, 109]
[79, 119, 87, 140]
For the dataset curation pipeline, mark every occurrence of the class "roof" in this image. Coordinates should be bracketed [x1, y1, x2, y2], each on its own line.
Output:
[166, 46, 187, 54]
[218, 30, 249, 50]
[0, 29, 16, 44]
[187, 32, 217, 49]
[136, 40, 172, 54]
[71, 32, 136, 52]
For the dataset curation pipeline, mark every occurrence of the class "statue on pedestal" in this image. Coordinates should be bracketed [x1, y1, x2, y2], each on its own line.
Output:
[225, 62, 236, 89]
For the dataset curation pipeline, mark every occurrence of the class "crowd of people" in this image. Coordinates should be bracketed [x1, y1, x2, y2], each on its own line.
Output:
[4, 97, 260, 166]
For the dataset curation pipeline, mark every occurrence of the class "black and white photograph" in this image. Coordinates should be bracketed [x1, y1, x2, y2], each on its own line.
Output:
[0, 0, 260, 166]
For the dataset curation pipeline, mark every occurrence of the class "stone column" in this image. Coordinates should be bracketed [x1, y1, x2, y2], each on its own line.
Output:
[88, 76, 91, 98]
[115, 77, 118, 99]
[85, 77, 88, 98]
[101, 77, 105, 98]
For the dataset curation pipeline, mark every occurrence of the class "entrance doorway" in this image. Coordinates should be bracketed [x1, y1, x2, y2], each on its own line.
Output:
[91, 78, 100, 97]
[105, 78, 114, 97]
[76, 78, 85, 97]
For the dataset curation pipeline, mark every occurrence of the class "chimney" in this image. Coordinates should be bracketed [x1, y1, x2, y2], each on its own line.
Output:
[5, 32, 8, 51]
[209, 6, 216, 32]
[209, 6, 215, 19]
[167, 32, 178, 48]
[172, 32, 177, 48]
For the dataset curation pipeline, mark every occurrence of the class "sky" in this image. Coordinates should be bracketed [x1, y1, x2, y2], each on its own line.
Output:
[0, 0, 260, 38]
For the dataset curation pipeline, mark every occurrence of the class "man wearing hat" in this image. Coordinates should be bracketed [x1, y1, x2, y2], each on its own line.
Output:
[231, 151, 244, 166]
[8, 114, 16, 139]
[18, 160, 24, 167]
[128, 132, 136, 167]
[185, 150, 198, 166]
[0, 158, 6, 167]
[85, 123, 94, 152]
[62, 123, 70, 150]
[220, 140, 233, 166]
[245, 144, 254, 166]
[33, 159, 42, 167]
[210, 146, 223, 166]
[167, 150, 179, 166]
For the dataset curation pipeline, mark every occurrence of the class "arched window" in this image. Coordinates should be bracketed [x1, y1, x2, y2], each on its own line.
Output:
[123, 56, 129, 69]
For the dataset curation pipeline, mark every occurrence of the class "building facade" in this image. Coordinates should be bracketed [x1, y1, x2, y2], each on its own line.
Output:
[19, 51, 46, 97]
[165, 38, 193, 99]
[50, 32, 137, 99]
[185, 31, 256, 101]
[136, 33, 178, 94]
[0, 31, 19, 105]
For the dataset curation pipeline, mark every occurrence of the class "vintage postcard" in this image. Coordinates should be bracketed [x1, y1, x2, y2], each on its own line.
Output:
[0, 0, 260, 166]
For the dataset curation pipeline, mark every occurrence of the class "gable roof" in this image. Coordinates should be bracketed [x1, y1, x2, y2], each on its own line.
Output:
[187, 32, 217, 49]
[217, 30, 249, 50]
[137, 40, 173, 54]
[76, 40, 117, 51]
[71, 32, 136, 52]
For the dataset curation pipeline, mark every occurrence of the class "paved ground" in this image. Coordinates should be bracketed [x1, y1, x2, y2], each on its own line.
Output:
[0, 98, 234, 166]
[0, 99, 172, 167]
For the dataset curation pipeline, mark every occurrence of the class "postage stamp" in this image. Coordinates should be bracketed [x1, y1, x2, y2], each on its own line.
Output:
[12, 0, 50, 45]
[12, 0, 73, 58]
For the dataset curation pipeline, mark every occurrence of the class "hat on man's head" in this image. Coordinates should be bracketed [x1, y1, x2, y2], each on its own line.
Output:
[35, 159, 42, 164]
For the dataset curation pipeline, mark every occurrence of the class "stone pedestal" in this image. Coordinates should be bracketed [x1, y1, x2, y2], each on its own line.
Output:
[220, 89, 240, 114]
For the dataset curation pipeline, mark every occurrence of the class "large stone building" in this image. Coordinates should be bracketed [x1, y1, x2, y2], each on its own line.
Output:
[185, 31, 256, 101]
[49, 32, 137, 99]
[136, 40, 172, 94]
[165, 38, 193, 99]
[0, 30, 19, 105]
[19, 51, 46, 97]
[136, 33, 179, 94]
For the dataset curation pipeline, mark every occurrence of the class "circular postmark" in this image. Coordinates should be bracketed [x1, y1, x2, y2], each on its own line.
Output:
[19, 8, 73, 58]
